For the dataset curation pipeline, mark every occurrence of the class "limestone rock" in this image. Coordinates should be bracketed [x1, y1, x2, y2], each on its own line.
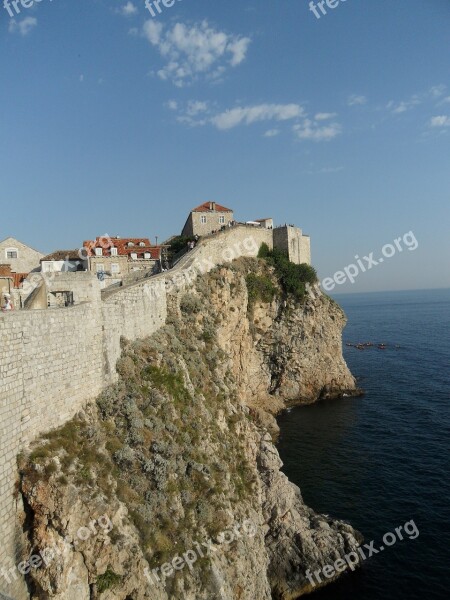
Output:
[18, 259, 363, 599]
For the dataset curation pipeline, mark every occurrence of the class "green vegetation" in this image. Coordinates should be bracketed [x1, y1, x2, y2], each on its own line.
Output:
[246, 273, 278, 304]
[180, 293, 202, 314]
[257, 243, 318, 301]
[143, 365, 191, 407]
[96, 567, 122, 593]
[168, 235, 195, 255]
[27, 418, 108, 486]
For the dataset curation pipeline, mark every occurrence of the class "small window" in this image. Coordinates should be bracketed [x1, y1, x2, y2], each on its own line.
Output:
[95, 248, 103, 256]
[219, 216, 225, 224]
[201, 215, 207, 224]
[6, 248, 18, 259]
[139, 242, 146, 247]
[110, 247, 118, 256]
[96, 263, 104, 273]
[111, 263, 120, 274]
[144, 252, 151, 259]
[127, 241, 135, 247]
[130, 253, 138, 260]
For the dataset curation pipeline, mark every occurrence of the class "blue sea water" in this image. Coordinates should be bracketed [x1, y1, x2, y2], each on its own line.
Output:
[276, 289, 450, 599]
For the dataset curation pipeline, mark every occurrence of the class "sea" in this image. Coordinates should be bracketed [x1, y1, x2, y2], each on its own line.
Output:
[277, 289, 450, 600]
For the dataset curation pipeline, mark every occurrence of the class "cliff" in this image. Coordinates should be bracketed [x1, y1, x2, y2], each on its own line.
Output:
[17, 258, 362, 600]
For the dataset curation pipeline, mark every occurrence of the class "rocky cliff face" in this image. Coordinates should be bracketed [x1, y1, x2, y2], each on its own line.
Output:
[18, 258, 362, 600]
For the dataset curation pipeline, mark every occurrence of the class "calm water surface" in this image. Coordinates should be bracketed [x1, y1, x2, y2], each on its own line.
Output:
[277, 289, 450, 600]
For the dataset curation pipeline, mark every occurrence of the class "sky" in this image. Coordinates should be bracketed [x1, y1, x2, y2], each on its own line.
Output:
[1, 0, 449, 293]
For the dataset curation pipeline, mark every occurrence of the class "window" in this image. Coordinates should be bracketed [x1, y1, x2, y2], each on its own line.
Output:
[201, 215, 207, 224]
[6, 248, 18, 259]
[111, 263, 120, 274]
[127, 241, 135, 247]
[96, 263, 104, 273]
[219, 216, 225, 224]
[110, 247, 118, 256]
[139, 242, 146, 247]
[95, 248, 103, 256]
[144, 253, 151, 259]
[130, 253, 138, 260]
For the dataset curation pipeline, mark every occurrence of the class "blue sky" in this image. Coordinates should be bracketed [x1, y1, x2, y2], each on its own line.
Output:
[1, 0, 449, 292]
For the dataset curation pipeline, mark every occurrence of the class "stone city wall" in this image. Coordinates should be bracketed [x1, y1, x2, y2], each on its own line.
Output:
[0, 225, 273, 599]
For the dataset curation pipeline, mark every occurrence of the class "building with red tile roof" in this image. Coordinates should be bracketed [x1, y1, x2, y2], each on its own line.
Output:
[82, 236, 167, 287]
[182, 202, 234, 237]
[191, 202, 233, 213]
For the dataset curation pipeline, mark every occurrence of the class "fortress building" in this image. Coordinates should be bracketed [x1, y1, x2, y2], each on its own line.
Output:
[182, 203, 311, 265]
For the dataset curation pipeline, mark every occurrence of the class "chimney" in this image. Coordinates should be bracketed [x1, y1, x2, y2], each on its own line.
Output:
[210, 201, 216, 211]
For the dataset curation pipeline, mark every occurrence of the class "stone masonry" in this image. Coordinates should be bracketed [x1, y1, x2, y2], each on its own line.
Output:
[0, 225, 277, 600]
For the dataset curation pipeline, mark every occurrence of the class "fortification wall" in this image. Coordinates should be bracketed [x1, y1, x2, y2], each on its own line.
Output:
[0, 225, 271, 599]
[0, 303, 105, 599]
[300, 235, 311, 266]
[273, 226, 312, 265]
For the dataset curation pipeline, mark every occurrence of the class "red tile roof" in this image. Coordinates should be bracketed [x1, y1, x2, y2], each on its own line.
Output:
[83, 238, 161, 260]
[192, 202, 233, 213]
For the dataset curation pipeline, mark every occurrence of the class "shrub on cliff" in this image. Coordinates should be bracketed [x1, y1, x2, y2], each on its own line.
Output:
[169, 235, 195, 255]
[258, 242, 271, 259]
[180, 293, 202, 314]
[96, 568, 122, 593]
[258, 245, 318, 301]
[246, 273, 278, 304]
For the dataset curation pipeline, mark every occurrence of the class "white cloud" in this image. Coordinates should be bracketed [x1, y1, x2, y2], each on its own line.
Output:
[143, 20, 251, 86]
[211, 104, 304, 130]
[294, 119, 342, 142]
[314, 112, 337, 121]
[9, 17, 37, 36]
[186, 100, 209, 116]
[79, 74, 84, 83]
[429, 85, 446, 98]
[348, 95, 367, 106]
[387, 96, 421, 114]
[169, 100, 342, 142]
[172, 100, 212, 127]
[120, 2, 138, 16]
[263, 129, 280, 138]
[430, 115, 450, 128]
[143, 21, 162, 45]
